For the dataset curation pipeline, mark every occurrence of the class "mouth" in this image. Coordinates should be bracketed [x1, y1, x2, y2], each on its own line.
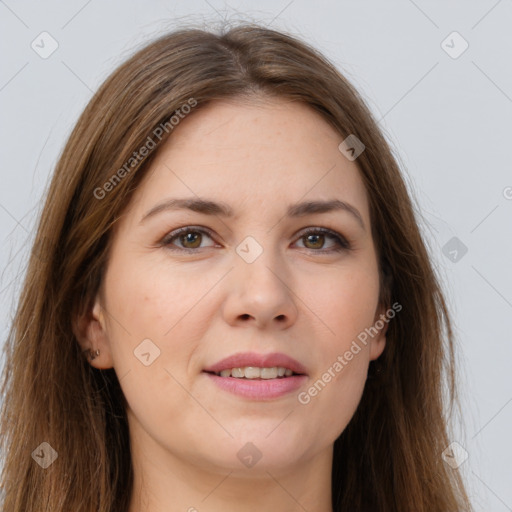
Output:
[202, 352, 308, 400]
[203, 351, 307, 377]
[205, 366, 301, 379]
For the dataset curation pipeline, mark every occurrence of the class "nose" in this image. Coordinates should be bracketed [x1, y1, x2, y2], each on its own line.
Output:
[222, 248, 298, 330]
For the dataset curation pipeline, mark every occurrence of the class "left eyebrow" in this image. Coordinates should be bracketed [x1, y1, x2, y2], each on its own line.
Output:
[139, 197, 365, 230]
[287, 199, 365, 230]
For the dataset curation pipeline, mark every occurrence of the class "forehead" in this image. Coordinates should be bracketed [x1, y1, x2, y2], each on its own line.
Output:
[130, 97, 370, 225]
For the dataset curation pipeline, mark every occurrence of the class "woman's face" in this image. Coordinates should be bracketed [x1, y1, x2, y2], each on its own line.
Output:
[85, 97, 387, 475]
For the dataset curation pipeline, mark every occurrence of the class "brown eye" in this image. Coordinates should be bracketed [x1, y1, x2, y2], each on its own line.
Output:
[178, 231, 202, 249]
[295, 228, 350, 253]
[161, 227, 216, 251]
[303, 233, 325, 249]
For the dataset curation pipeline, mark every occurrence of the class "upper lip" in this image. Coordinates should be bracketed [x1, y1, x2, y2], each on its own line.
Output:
[203, 352, 308, 375]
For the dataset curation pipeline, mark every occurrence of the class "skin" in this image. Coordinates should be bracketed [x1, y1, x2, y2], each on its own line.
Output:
[75, 96, 388, 512]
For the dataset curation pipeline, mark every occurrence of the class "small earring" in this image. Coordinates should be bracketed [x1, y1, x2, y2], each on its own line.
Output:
[83, 348, 100, 360]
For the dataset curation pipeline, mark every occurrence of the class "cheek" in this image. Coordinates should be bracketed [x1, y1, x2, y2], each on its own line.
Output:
[297, 262, 378, 420]
[101, 258, 202, 434]
[104, 254, 216, 342]
[102, 254, 224, 404]
[313, 358, 368, 439]
[308, 262, 380, 347]
[296, 337, 370, 453]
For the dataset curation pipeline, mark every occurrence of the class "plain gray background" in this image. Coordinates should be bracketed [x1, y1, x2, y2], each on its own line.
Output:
[1, 1, 511, 510]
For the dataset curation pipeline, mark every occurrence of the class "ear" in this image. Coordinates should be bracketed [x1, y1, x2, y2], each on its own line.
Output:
[369, 302, 389, 361]
[72, 296, 114, 369]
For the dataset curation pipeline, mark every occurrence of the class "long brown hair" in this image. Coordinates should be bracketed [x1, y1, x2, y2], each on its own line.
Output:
[0, 23, 472, 511]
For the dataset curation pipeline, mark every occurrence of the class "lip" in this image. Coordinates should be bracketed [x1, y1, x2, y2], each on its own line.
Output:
[203, 351, 308, 375]
[205, 373, 307, 400]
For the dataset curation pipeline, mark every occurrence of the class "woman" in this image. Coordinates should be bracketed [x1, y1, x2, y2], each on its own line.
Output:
[0, 24, 472, 511]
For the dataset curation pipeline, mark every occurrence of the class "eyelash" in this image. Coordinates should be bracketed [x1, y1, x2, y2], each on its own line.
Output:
[159, 226, 351, 254]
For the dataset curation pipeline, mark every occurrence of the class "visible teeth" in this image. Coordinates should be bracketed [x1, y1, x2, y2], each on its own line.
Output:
[216, 366, 295, 379]
[260, 367, 278, 379]
[231, 367, 244, 378]
[244, 366, 261, 379]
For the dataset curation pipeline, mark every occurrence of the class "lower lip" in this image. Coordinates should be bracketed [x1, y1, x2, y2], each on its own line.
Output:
[204, 372, 307, 400]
